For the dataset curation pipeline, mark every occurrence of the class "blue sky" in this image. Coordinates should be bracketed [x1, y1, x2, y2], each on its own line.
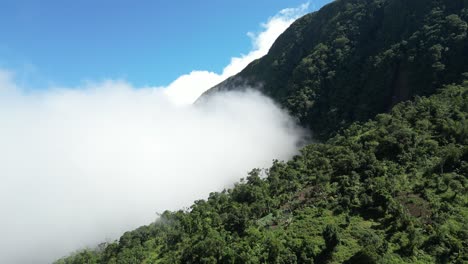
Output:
[0, 0, 331, 89]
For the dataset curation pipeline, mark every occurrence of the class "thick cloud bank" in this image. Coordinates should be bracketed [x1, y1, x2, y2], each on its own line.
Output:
[0, 74, 305, 263]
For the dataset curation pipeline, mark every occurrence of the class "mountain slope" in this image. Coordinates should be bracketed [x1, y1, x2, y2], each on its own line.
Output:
[201, 0, 468, 139]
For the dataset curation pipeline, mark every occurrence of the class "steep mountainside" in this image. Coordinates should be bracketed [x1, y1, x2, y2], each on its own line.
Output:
[202, 0, 468, 139]
[58, 0, 468, 263]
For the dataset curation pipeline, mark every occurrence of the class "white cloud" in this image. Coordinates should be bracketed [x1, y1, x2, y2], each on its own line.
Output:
[163, 3, 309, 105]
[0, 72, 305, 264]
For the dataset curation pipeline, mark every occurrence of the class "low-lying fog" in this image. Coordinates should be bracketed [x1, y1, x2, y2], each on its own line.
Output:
[0, 79, 305, 263]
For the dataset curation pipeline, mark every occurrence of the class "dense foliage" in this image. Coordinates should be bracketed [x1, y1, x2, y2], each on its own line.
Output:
[57, 81, 467, 263]
[203, 0, 468, 140]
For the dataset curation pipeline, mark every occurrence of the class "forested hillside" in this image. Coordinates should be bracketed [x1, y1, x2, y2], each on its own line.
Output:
[202, 0, 468, 140]
[58, 81, 467, 264]
[57, 0, 468, 263]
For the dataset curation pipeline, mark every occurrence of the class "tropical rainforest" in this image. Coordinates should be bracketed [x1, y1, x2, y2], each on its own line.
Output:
[58, 0, 467, 263]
